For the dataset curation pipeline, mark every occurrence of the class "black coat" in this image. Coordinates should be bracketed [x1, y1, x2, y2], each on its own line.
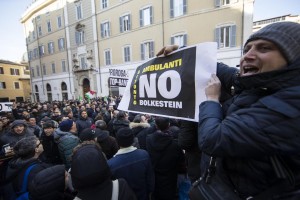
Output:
[40, 131, 62, 165]
[198, 61, 300, 198]
[146, 131, 185, 200]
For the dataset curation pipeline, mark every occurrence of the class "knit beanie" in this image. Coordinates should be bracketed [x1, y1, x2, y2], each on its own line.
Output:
[71, 144, 111, 189]
[116, 127, 134, 147]
[59, 119, 73, 132]
[79, 128, 100, 142]
[245, 21, 300, 64]
[29, 165, 66, 200]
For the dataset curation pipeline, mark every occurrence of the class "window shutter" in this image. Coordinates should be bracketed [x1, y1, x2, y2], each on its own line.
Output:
[214, 28, 220, 48]
[150, 41, 154, 58]
[230, 25, 236, 47]
[171, 36, 174, 45]
[183, 34, 187, 46]
[141, 44, 145, 60]
[150, 6, 153, 24]
[3, 82, 6, 89]
[108, 22, 111, 36]
[101, 23, 104, 38]
[215, 0, 221, 7]
[170, 0, 174, 18]
[128, 14, 131, 30]
[140, 10, 143, 27]
[119, 17, 123, 33]
[183, 0, 187, 14]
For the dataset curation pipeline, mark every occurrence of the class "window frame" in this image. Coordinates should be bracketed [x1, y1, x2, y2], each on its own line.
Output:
[140, 41, 154, 60]
[14, 82, 20, 89]
[0, 82, 6, 89]
[123, 45, 131, 63]
[104, 49, 111, 65]
[215, 25, 236, 49]
[48, 41, 55, 54]
[47, 20, 52, 32]
[119, 14, 131, 33]
[101, 21, 110, 38]
[140, 6, 153, 27]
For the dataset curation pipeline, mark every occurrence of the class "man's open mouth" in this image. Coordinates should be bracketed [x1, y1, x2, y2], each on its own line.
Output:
[242, 66, 259, 76]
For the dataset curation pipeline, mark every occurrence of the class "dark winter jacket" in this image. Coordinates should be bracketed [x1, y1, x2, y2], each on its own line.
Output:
[54, 129, 79, 170]
[5, 158, 50, 195]
[76, 114, 93, 136]
[146, 130, 185, 200]
[108, 147, 155, 200]
[198, 60, 300, 198]
[40, 131, 62, 165]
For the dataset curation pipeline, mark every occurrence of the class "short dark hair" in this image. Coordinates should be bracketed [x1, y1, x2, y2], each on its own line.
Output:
[155, 117, 170, 131]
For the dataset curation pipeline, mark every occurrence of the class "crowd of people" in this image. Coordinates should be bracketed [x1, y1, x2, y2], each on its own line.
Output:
[1, 21, 300, 200]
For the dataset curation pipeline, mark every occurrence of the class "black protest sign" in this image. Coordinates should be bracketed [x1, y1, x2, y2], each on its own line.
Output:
[128, 47, 196, 119]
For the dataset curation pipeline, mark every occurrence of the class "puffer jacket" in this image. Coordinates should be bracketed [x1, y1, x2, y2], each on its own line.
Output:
[54, 129, 79, 170]
[198, 60, 300, 199]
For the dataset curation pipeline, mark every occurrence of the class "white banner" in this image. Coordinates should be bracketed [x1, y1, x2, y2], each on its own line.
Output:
[0, 102, 13, 112]
[118, 42, 217, 122]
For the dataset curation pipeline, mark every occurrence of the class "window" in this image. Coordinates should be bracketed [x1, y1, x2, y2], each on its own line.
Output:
[171, 34, 187, 46]
[170, 0, 187, 18]
[140, 6, 153, 27]
[0, 67, 3, 74]
[48, 42, 55, 54]
[39, 45, 45, 56]
[76, 3, 83, 20]
[140, 41, 154, 60]
[215, 0, 238, 7]
[51, 63, 56, 73]
[38, 25, 42, 36]
[31, 67, 35, 77]
[215, 25, 236, 48]
[10, 68, 20, 75]
[101, 21, 110, 38]
[101, 0, 108, 9]
[36, 65, 40, 76]
[42, 64, 46, 75]
[0, 82, 6, 89]
[47, 21, 52, 32]
[58, 38, 65, 50]
[32, 30, 36, 39]
[104, 50, 111, 65]
[123, 46, 131, 62]
[120, 14, 131, 33]
[28, 51, 33, 61]
[75, 31, 85, 45]
[34, 48, 38, 58]
[57, 16, 62, 28]
[14, 82, 20, 89]
[79, 56, 87, 69]
[61, 60, 67, 72]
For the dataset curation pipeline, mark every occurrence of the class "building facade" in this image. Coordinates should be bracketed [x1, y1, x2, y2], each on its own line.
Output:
[0, 60, 31, 102]
[21, 0, 254, 102]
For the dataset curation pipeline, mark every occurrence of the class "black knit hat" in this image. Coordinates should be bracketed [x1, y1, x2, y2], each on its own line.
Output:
[59, 119, 73, 132]
[71, 144, 111, 189]
[245, 21, 300, 64]
[116, 127, 134, 147]
[29, 165, 65, 200]
[79, 128, 100, 142]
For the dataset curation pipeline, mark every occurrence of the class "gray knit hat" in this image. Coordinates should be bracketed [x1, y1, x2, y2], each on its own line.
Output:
[245, 22, 300, 64]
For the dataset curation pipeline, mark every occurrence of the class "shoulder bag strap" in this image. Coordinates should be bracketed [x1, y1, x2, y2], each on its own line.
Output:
[111, 179, 119, 200]
[17, 164, 37, 195]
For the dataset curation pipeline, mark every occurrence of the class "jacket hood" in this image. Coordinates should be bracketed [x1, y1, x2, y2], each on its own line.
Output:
[129, 122, 150, 129]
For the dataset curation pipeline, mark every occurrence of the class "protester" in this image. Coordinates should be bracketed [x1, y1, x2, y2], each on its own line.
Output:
[112, 111, 130, 137]
[54, 119, 79, 170]
[40, 120, 62, 165]
[108, 127, 155, 200]
[71, 142, 137, 200]
[94, 120, 119, 159]
[158, 21, 300, 199]
[4, 136, 50, 199]
[76, 110, 93, 136]
[146, 117, 186, 200]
